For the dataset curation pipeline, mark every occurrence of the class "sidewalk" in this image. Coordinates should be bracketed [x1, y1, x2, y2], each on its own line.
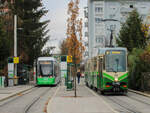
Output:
[0, 85, 34, 102]
[47, 78, 118, 113]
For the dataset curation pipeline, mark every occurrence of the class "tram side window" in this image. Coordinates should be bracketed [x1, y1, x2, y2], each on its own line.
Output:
[54, 63, 57, 77]
[94, 60, 97, 71]
[103, 56, 105, 70]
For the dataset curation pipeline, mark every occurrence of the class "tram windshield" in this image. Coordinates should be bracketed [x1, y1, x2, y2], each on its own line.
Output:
[39, 61, 53, 76]
[105, 50, 126, 72]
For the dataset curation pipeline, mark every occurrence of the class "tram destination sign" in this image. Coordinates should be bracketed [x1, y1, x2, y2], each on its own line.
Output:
[106, 50, 124, 55]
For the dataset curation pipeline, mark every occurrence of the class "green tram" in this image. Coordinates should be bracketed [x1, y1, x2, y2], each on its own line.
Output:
[85, 47, 128, 94]
[36, 57, 61, 85]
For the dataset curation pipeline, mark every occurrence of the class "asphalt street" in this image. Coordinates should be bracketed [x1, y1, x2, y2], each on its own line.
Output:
[0, 79, 150, 113]
[0, 86, 58, 113]
[99, 90, 150, 113]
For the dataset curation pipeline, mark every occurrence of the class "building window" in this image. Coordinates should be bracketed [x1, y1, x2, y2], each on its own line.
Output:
[130, 5, 133, 8]
[95, 17, 103, 23]
[109, 14, 116, 18]
[95, 7, 103, 13]
[95, 36, 103, 43]
[141, 14, 146, 20]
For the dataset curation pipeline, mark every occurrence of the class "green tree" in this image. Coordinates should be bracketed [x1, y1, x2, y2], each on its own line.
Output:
[12, 0, 50, 65]
[128, 48, 144, 90]
[117, 9, 147, 52]
[0, 17, 10, 74]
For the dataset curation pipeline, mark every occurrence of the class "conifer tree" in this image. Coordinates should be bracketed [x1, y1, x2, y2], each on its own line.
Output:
[12, 0, 50, 65]
[0, 17, 10, 73]
[117, 9, 147, 52]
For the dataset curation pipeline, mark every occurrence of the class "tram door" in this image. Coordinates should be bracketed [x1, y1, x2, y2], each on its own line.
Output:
[98, 55, 103, 89]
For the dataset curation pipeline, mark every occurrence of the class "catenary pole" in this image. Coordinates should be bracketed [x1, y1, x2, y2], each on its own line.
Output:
[14, 15, 17, 79]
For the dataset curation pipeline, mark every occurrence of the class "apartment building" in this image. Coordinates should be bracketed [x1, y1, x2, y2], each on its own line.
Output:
[87, 0, 150, 58]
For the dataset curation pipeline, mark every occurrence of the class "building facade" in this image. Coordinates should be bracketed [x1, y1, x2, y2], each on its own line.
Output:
[87, 0, 150, 58]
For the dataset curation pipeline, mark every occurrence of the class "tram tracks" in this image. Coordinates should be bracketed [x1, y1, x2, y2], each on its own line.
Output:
[87, 85, 150, 113]
[0, 86, 53, 113]
[127, 94, 150, 106]
[24, 87, 51, 113]
[105, 96, 141, 113]
[0, 87, 38, 107]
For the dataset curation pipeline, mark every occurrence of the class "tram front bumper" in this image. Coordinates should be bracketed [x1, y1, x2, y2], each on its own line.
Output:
[112, 82, 120, 92]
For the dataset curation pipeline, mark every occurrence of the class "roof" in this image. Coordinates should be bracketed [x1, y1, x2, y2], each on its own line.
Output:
[37, 57, 56, 61]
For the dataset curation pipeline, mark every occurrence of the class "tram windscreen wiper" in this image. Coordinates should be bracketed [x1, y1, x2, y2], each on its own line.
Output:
[108, 68, 117, 73]
[115, 59, 119, 72]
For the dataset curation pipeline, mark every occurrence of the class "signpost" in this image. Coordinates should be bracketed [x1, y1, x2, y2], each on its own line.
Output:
[60, 56, 67, 78]
[67, 55, 72, 63]
[8, 63, 14, 78]
[13, 57, 19, 64]
[60, 56, 68, 86]
[8, 57, 14, 86]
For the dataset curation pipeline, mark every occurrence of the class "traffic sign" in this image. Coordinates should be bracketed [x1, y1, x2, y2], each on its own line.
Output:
[67, 55, 72, 63]
[8, 57, 13, 63]
[8, 63, 14, 78]
[14, 57, 19, 64]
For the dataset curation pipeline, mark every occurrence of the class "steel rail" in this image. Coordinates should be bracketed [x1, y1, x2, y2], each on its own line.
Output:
[127, 94, 150, 106]
[24, 87, 51, 113]
[105, 96, 141, 113]
[0, 87, 38, 107]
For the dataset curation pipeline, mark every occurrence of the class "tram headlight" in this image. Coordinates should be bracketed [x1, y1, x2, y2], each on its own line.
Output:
[38, 75, 42, 78]
[49, 76, 53, 78]
[114, 74, 118, 82]
[114, 78, 118, 82]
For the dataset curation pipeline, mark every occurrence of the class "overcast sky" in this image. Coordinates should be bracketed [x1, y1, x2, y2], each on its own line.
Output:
[41, 0, 87, 53]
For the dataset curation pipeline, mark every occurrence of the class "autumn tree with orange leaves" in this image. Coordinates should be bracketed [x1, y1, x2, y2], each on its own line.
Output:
[66, 0, 85, 65]
[60, 0, 85, 97]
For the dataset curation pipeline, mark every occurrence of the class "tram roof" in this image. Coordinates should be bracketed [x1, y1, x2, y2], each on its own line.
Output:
[98, 47, 127, 55]
[37, 57, 56, 61]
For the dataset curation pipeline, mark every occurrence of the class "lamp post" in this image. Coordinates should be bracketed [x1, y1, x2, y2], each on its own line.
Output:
[14, 15, 17, 80]
[100, 19, 120, 47]
[108, 24, 116, 47]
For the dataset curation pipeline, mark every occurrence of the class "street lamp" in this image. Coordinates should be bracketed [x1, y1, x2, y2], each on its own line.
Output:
[14, 15, 17, 82]
[107, 24, 116, 47]
[100, 19, 120, 47]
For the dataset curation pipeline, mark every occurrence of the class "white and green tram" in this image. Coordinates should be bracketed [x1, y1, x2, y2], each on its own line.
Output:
[36, 57, 61, 85]
[85, 47, 128, 94]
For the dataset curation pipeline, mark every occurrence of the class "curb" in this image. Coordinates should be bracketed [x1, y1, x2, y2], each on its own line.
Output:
[128, 89, 150, 98]
[47, 86, 60, 113]
[0, 86, 34, 102]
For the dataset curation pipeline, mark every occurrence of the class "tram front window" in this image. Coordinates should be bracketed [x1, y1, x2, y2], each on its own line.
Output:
[39, 61, 53, 76]
[105, 50, 126, 72]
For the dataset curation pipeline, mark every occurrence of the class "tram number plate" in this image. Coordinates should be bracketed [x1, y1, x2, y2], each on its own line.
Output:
[43, 78, 49, 80]
[113, 82, 120, 85]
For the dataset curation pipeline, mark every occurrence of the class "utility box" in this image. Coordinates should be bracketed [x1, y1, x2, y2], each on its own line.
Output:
[0, 76, 5, 87]
[67, 80, 73, 90]
[8, 78, 14, 87]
